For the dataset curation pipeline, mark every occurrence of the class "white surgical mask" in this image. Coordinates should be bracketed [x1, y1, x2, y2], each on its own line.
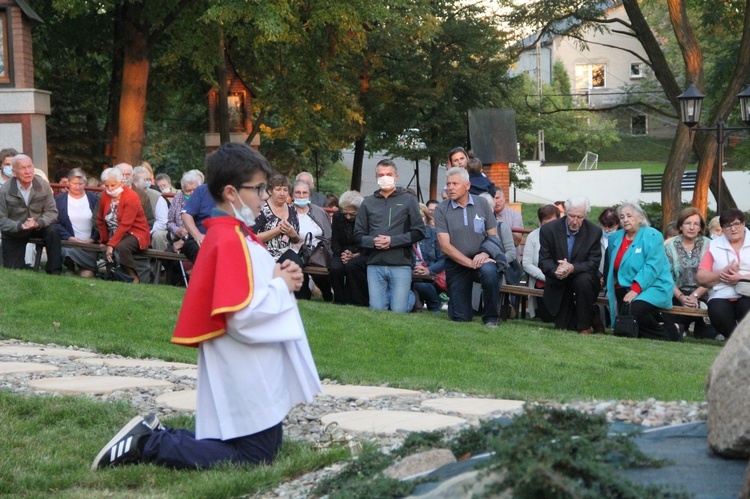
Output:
[377, 176, 395, 190]
[232, 189, 256, 226]
[106, 186, 124, 197]
[293, 198, 310, 207]
[2, 166, 11, 177]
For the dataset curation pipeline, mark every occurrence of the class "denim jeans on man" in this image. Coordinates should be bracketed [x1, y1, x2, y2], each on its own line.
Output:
[445, 259, 500, 323]
[367, 265, 415, 313]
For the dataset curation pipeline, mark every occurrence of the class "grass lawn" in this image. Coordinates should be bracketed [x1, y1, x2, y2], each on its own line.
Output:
[0, 268, 723, 495]
[0, 268, 721, 402]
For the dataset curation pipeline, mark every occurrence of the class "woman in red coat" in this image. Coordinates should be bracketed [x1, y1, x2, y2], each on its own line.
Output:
[97, 167, 150, 283]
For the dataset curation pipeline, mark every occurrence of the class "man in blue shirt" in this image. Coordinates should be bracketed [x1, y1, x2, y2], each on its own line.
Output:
[180, 183, 216, 263]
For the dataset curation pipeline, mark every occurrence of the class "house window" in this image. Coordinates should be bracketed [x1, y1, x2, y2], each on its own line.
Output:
[575, 64, 606, 90]
[631, 62, 644, 79]
[632, 115, 647, 135]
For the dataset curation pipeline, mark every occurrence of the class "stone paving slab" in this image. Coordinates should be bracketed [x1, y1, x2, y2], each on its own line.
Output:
[321, 410, 466, 435]
[79, 358, 196, 369]
[28, 376, 173, 394]
[421, 398, 525, 416]
[156, 390, 196, 411]
[0, 361, 59, 374]
[320, 384, 422, 399]
[0, 346, 97, 358]
[171, 369, 198, 378]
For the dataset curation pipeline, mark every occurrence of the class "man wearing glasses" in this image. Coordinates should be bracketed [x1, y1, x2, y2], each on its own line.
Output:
[538, 196, 603, 334]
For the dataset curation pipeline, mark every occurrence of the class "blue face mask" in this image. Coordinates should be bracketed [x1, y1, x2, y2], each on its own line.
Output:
[603, 229, 616, 239]
[293, 198, 311, 207]
[2, 166, 11, 177]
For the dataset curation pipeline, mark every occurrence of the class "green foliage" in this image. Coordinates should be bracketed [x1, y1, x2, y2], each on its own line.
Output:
[480, 407, 688, 498]
[315, 407, 687, 499]
[393, 430, 447, 459]
[311, 447, 411, 499]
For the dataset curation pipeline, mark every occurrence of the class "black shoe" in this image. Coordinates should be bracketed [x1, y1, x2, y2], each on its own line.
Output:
[143, 413, 164, 431]
[91, 416, 154, 470]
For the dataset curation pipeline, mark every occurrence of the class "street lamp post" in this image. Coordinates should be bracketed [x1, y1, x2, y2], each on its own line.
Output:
[677, 83, 750, 212]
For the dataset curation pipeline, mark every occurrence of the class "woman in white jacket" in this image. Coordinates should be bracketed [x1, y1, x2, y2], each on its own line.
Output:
[697, 209, 750, 339]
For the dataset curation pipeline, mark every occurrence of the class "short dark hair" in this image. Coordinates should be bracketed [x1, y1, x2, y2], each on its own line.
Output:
[55, 168, 71, 183]
[719, 208, 746, 228]
[205, 143, 274, 203]
[376, 159, 397, 172]
[426, 199, 439, 207]
[537, 204, 560, 223]
[267, 173, 290, 190]
[0, 148, 18, 161]
[467, 158, 483, 174]
[598, 207, 619, 229]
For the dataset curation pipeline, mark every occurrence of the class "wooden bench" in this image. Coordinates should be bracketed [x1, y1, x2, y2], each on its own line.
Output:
[30, 239, 188, 284]
[31, 239, 435, 284]
[498, 284, 709, 320]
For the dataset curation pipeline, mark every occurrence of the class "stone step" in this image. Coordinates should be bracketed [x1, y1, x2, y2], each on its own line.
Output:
[321, 410, 466, 435]
[0, 361, 59, 374]
[421, 398, 525, 417]
[28, 375, 173, 394]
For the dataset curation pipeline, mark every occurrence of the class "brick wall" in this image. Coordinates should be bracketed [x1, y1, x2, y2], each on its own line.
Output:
[484, 162, 510, 199]
[8, 5, 33, 88]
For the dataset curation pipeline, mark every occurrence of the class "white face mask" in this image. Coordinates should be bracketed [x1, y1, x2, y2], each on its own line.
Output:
[232, 189, 256, 226]
[293, 198, 310, 207]
[377, 176, 395, 190]
[106, 186, 124, 197]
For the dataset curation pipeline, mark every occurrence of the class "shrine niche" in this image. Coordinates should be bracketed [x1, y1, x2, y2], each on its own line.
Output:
[205, 59, 258, 151]
[0, 0, 49, 171]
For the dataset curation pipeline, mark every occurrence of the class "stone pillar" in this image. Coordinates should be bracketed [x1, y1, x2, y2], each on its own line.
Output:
[0, 2, 50, 172]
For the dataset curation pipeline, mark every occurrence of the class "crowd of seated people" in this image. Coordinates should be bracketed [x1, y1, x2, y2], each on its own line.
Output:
[2, 147, 748, 340]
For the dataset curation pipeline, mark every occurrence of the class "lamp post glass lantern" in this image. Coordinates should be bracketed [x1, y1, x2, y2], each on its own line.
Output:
[678, 82, 750, 212]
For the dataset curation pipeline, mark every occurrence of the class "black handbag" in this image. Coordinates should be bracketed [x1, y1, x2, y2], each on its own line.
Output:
[98, 264, 135, 283]
[613, 303, 639, 338]
[296, 233, 314, 267]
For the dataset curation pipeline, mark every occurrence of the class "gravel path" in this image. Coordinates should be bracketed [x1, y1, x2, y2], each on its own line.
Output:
[0, 339, 709, 498]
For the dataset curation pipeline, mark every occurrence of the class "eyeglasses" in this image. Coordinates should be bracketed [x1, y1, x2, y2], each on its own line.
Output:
[682, 222, 701, 228]
[567, 214, 586, 221]
[722, 221, 745, 230]
[237, 182, 268, 197]
[341, 210, 357, 219]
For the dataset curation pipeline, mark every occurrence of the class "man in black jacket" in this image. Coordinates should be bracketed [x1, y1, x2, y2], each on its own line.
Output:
[538, 196, 602, 334]
[354, 160, 425, 313]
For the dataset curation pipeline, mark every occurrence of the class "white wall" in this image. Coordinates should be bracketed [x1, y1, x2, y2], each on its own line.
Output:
[515, 161, 750, 212]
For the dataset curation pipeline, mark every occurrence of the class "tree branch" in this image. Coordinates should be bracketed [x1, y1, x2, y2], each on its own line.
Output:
[525, 94, 677, 119]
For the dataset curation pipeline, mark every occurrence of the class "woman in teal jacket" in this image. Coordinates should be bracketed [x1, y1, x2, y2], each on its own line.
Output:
[606, 202, 677, 341]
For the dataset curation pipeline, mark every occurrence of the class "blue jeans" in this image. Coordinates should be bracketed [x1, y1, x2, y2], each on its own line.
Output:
[414, 282, 442, 312]
[142, 422, 283, 469]
[445, 259, 500, 323]
[367, 265, 415, 313]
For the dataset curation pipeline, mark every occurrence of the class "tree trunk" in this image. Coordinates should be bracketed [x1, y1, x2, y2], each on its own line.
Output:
[351, 135, 365, 191]
[217, 26, 230, 145]
[661, 125, 692, 224]
[116, 16, 150, 166]
[429, 155, 439, 200]
[103, 4, 124, 164]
